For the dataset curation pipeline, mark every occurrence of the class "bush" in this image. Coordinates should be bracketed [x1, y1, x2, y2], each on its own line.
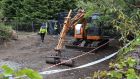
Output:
[93, 57, 140, 79]
[0, 65, 43, 79]
[0, 23, 13, 41]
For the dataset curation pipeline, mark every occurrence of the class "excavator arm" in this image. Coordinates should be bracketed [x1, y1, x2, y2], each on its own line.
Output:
[55, 9, 85, 51]
[55, 10, 72, 51]
[46, 9, 85, 66]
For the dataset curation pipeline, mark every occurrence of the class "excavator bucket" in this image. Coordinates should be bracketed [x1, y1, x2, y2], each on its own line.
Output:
[46, 56, 75, 67]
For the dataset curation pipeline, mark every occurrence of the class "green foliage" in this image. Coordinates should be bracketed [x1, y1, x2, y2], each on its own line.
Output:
[77, 0, 140, 44]
[93, 70, 107, 78]
[127, 57, 137, 67]
[126, 69, 139, 79]
[93, 57, 139, 79]
[16, 68, 42, 79]
[1, 65, 14, 77]
[0, 0, 78, 22]
[108, 70, 123, 79]
[0, 65, 42, 79]
[0, 23, 12, 40]
[117, 37, 140, 58]
[116, 57, 137, 69]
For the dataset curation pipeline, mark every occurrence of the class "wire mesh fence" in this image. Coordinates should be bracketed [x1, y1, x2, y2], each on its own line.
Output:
[5, 21, 40, 32]
[3, 20, 62, 35]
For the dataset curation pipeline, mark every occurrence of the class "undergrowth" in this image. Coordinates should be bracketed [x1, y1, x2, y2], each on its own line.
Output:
[92, 37, 140, 79]
[117, 37, 140, 60]
[93, 57, 140, 79]
[0, 23, 13, 41]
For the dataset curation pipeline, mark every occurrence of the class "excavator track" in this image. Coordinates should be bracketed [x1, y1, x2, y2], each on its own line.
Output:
[46, 42, 119, 68]
[65, 44, 95, 51]
[65, 39, 109, 51]
[46, 38, 119, 67]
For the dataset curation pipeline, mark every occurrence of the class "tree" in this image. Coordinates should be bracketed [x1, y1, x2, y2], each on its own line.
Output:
[0, 0, 78, 22]
[77, 0, 140, 43]
[1, 0, 22, 18]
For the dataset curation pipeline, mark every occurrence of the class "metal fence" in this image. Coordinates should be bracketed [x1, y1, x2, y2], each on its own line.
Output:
[4, 20, 62, 35]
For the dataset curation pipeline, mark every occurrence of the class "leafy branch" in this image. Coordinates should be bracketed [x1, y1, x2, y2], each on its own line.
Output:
[0, 65, 43, 79]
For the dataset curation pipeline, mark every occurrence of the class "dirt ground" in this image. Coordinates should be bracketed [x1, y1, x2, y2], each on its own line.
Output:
[0, 32, 119, 79]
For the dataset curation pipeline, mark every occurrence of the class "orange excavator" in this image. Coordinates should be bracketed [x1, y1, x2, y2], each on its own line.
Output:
[46, 9, 109, 66]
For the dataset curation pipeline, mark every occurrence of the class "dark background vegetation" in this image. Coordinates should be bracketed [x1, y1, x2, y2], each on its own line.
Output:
[0, 0, 78, 22]
[0, 0, 139, 39]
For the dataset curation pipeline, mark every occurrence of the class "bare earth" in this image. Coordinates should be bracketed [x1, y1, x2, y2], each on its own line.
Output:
[0, 32, 119, 79]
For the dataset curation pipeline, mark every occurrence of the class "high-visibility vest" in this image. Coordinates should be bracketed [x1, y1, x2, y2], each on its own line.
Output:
[39, 27, 47, 33]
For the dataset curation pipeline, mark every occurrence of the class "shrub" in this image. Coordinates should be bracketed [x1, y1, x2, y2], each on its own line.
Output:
[0, 65, 43, 79]
[0, 23, 13, 41]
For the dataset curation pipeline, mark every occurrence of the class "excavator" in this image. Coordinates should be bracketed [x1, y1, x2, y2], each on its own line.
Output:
[46, 9, 110, 66]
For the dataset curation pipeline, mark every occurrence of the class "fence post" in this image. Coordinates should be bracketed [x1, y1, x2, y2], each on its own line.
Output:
[32, 21, 35, 32]
[16, 21, 18, 33]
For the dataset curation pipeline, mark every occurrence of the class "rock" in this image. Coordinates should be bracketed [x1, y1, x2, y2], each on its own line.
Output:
[11, 30, 18, 40]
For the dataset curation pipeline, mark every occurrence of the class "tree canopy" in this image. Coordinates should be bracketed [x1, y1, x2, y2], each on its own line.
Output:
[0, 0, 78, 22]
[77, 0, 140, 43]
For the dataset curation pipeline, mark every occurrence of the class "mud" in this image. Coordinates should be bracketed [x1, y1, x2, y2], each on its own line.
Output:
[0, 32, 119, 79]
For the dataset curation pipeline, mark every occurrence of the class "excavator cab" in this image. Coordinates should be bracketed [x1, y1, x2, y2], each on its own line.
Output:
[66, 13, 109, 49]
[74, 13, 101, 40]
[85, 13, 102, 41]
[74, 24, 84, 39]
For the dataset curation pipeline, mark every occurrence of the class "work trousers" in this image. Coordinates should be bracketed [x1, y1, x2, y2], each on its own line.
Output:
[40, 33, 45, 42]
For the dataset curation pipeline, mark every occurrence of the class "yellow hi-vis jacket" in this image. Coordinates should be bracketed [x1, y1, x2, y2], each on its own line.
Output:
[39, 27, 47, 33]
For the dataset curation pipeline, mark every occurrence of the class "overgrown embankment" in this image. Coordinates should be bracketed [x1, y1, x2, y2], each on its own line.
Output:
[91, 38, 140, 79]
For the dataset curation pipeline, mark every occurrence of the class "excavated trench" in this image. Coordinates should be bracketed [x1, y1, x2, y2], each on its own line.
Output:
[0, 32, 119, 79]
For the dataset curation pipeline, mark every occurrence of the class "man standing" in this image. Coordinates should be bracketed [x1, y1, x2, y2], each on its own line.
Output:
[39, 23, 47, 42]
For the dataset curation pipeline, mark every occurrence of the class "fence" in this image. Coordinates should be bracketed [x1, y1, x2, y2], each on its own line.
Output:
[3, 20, 62, 35]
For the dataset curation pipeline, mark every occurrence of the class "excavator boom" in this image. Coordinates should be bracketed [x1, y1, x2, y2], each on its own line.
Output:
[55, 9, 85, 51]
[55, 10, 72, 51]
